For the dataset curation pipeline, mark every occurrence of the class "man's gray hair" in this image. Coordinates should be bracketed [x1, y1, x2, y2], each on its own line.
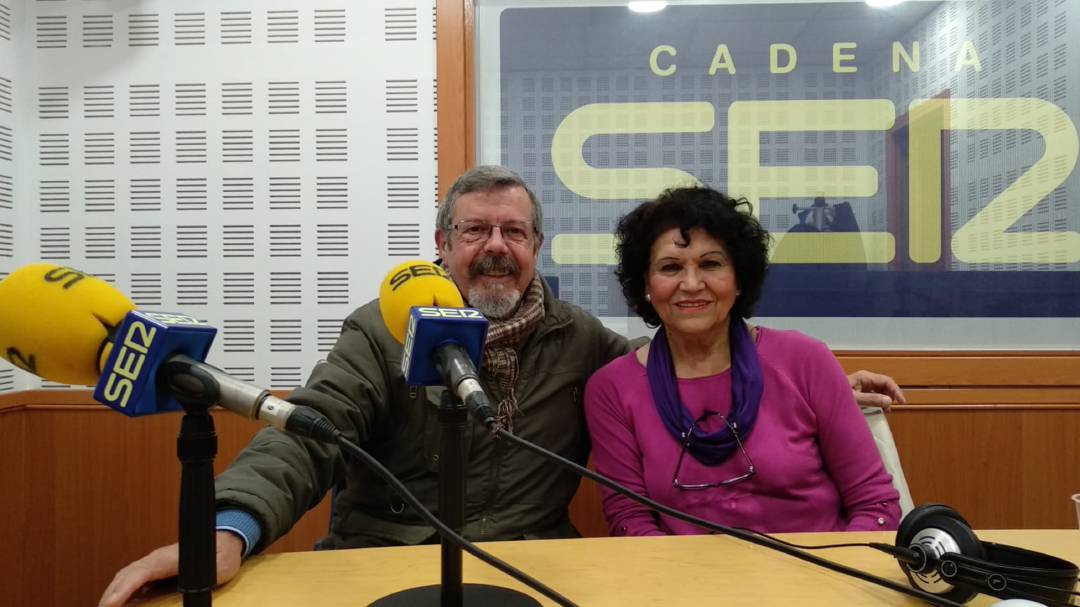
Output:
[436, 165, 543, 238]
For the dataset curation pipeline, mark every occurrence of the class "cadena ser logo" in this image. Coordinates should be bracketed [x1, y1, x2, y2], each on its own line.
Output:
[550, 98, 1079, 267]
[416, 307, 484, 319]
[389, 263, 451, 291]
[100, 320, 157, 409]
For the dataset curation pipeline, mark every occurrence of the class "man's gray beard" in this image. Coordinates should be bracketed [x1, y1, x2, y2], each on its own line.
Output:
[468, 285, 522, 320]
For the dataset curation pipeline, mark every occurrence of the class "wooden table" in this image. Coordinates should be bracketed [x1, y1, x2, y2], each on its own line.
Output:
[144, 530, 1080, 606]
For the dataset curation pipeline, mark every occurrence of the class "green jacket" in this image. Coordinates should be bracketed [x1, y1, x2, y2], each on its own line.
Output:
[215, 278, 630, 552]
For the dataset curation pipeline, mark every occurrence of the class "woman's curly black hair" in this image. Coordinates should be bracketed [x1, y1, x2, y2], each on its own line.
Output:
[614, 186, 771, 327]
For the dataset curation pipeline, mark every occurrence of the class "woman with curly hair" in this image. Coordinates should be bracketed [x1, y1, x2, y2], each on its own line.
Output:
[584, 186, 900, 536]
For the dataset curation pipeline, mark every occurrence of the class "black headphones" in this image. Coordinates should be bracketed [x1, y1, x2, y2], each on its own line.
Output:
[892, 504, 1079, 605]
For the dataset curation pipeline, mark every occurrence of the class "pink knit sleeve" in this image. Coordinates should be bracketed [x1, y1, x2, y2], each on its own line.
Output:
[584, 362, 667, 536]
[802, 338, 902, 531]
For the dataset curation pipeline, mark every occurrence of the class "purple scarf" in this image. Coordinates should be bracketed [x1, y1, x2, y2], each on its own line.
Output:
[646, 318, 763, 466]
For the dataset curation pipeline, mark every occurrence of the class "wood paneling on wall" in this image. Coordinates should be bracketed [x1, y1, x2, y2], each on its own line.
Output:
[0, 402, 28, 607]
[0, 395, 329, 607]
[890, 407, 1080, 529]
[837, 351, 1080, 388]
[435, 0, 474, 202]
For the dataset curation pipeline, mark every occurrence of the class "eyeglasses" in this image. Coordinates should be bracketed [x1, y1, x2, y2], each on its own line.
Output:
[672, 411, 756, 491]
[451, 220, 534, 245]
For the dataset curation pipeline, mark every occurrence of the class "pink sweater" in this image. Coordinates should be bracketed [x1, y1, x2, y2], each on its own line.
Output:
[584, 327, 900, 536]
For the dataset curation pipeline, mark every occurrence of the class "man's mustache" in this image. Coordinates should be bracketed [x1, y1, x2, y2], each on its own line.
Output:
[469, 255, 519, 277]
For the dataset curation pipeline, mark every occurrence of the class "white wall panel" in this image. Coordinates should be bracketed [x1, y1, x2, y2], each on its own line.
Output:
[1, 0, 438, 392]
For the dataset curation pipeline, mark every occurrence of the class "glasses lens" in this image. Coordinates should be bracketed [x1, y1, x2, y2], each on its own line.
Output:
[455, 221, 532, 244]
[456, 222, 490, 243]
[673, 414, 754, 490]
[500, 223, 531, 243]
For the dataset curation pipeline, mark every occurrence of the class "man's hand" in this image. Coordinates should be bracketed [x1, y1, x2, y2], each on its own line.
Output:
[98, 531, 244, 607]
[848, 370, 906, 411]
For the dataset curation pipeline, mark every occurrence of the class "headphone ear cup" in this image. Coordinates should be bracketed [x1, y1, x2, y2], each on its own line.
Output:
[896, 503, 940, 547]
[897, 503, 975, 546]
[896, 504, 986, 604]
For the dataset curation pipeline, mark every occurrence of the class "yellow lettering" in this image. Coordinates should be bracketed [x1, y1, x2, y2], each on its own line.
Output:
[727, 99, 896, 263]
[103, 374, 133, 409]
[770, 44, 796, 74]
[708, 44, 735, 75]
[551, 234, 617, 266]
[649, 44, 677, 77]
[910, 98, 1080, 264]
[906, 98, 948, 263]
[113, 346, 144, 381]
[552, 101, 710, 201]
[123, 320, 156, 354]
[892, 41, 920, 73]
[550, 101, 713, 264]
[954, 40, 982, 72]
[833, 42, 857, 73]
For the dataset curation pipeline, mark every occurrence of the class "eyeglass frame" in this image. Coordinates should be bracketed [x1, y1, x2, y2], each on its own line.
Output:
[672, 411, 756, 491]
[449, 220, 537, 245]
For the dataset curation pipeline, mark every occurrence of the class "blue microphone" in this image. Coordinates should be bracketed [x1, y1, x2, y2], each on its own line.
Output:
[94, 310, 216, 415]
[402, 306, 486, 384]
[401, 306, 497, 427]
[83, 309, 331, 440]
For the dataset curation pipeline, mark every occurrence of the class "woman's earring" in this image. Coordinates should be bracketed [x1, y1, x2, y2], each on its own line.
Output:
[645, 293, 652, 302]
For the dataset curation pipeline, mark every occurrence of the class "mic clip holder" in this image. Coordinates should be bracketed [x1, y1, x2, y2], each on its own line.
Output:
[369, 390, 540, 607]
[164, 359, 220, 607]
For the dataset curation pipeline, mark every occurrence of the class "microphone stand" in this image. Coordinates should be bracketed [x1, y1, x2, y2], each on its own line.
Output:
[172, 390, 218, 607]
[370, 391, 539, 606]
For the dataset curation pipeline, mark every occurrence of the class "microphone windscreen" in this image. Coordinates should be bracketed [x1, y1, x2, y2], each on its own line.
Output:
[378, 260, 464, 343]
[0, 264, 136, 386]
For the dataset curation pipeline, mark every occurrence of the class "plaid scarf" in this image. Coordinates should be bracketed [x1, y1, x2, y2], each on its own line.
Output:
[481, 274, 545, 431]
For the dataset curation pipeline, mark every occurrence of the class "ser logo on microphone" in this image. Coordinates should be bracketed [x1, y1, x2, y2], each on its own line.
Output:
[97, 311, 210, 413]
[401, 315, 418, 382]
[388, 263, 451, 291]
[400, 305, 488, 386]
[416, 307, 483, 319]
[100, 319, 158, 409]
[42, 266, 90, 289]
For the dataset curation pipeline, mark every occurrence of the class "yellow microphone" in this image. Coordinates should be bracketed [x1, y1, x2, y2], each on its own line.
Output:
[378, 260, 464, 343]
[376, 260, 495, 426]
[0, 262, 341, 441]
[0, 263, 135, 386]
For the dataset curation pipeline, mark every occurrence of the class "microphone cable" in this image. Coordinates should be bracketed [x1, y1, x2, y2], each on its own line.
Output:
[491, 425, 968, 607]
[329, 430, 578, 607]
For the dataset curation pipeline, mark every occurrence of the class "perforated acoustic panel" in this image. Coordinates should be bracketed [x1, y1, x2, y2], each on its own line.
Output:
[0, 0, 437, 392]
[867, 0, 1077, 273]
[0, 0, 14, 392]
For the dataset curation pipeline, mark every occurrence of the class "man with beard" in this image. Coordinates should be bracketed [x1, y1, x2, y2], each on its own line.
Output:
[100, 166, 904, 606]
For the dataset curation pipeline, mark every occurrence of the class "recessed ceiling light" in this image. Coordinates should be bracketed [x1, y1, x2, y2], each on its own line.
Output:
[866, 0, 906, 7]
[628, 1, 669, 14]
